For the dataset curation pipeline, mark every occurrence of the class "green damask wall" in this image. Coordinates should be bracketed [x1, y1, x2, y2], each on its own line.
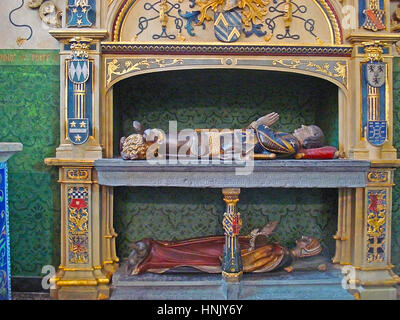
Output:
[392, 58, 400, 274]
[0, 52, 399, 277]
[113, 69, 340, 259]
[0, 50, 60, 276]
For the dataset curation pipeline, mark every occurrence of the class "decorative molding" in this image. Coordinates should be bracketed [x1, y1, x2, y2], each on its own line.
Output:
[346, 33, 400, 44]
[362, 40, 387, 61]
[49, 29, 108, 41]
[367, 170, 389, 183]
[105, 55, 348, 88]
[66, 169, 90, 181]
[272, 59, 347, 86]
[106, 57, 184, 86]
[366, 189, 387, 263]
[67, 186, 89, 265]
[101, 42, 353, 57]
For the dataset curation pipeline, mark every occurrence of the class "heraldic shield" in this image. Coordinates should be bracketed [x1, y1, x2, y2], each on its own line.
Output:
[68, 118, 89, 145]
[365, 61, 386, 88]
[68, 58, 90, 84]
[367, 120, 387, 146]
[214, 9, 242, 43]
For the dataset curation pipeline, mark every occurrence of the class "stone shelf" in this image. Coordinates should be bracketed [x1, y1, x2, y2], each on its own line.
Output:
[110, 261, 353, 300]
[94, 158, 370, 188]
[0, 143, 23, 162]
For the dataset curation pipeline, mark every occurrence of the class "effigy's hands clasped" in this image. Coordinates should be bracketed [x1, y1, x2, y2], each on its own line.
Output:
[256, 112, 280, 127]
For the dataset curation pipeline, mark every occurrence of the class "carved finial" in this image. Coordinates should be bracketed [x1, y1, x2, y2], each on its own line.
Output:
[362, 41, 387, 62]
[69, 37, 92, 59]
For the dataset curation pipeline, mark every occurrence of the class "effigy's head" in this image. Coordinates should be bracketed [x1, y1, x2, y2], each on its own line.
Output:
[293, 125, 325, 149]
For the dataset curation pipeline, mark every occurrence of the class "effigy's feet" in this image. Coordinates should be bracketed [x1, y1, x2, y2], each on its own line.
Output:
[126, 240, 150, 275]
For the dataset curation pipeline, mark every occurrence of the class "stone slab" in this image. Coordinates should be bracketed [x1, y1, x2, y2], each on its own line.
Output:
[110, 262, 354, 300]
[95, 159, 370, 188]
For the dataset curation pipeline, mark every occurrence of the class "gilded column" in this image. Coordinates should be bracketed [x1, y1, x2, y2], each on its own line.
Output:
[344, 169, 400, 299]
[45, 0, 113, 299]
[221, 188, 243, 282]
[48, 165, 111, 300]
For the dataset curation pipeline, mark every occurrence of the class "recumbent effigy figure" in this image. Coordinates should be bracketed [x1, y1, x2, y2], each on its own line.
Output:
[120, 112, 341, 160]
[126, 221, 325, 275]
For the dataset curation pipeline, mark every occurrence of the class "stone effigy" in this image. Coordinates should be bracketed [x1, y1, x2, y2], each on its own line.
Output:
[127, 221, 325, 275]
[120, 112, 341, 161]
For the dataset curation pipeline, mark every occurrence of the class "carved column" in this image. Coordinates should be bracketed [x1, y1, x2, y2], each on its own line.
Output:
[333, 188, 353, 266]
[41, 163, 113, 300]
[343, 6, 400, 297]
[344, 168, 400, 299]
[45, 0, 116, 300]
[221, 188, 243, 282]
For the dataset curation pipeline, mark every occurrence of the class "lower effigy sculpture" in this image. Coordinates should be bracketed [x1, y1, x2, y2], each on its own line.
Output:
[127, 221, 325, 275]
[120, 112, 342, 160]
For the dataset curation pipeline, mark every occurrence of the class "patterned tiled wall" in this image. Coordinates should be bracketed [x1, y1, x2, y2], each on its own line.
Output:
[392, 58, 400, 274]
[0, 50, 60, 276]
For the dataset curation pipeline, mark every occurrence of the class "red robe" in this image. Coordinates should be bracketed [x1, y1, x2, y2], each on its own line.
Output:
[135, 236, 252, 274]
[134, 236, 286, 274]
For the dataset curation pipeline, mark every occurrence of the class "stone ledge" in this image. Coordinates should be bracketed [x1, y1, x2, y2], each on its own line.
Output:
[95, 159, 370, 188]
[0, 143, 23, 162]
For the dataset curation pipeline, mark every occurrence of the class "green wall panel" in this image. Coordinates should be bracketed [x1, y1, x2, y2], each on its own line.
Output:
[392, 58, 400, 275]
[0, 50, 60, 276]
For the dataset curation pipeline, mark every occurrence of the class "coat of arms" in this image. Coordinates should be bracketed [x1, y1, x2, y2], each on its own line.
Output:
[365, 61, 386, 88]
[67, 0, 93, 28]
[214, 9, 242, 43]
[68, 118, 89, 145]
[68, 59, 90, 84]
[367, 120, 387, 146]
[362, 0, 385, 31]
[67, 40, 91, 145]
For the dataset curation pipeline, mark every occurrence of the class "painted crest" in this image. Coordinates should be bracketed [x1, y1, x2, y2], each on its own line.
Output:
[67, 0, 93, 28]
[367, 120, 387, 146]
[214, 9, 242, 43]
[223, 214, 242, 237]
[362, 8, 385, 31]
[68, 59, 90, 84]
[365, 61, 386, 88]
[68, 118, 89, 145]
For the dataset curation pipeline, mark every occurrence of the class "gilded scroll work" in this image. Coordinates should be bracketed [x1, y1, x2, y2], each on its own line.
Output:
[106, 58, 184, 86]
[112, 0, 343, 44]
[367, 170, 389, 183]
[66, 169, 90, 180]
[68, 186, 89, 264]
[366, 189, 387, 263]
[106, 57, 348, 88]
[272, 59, 347, 85]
